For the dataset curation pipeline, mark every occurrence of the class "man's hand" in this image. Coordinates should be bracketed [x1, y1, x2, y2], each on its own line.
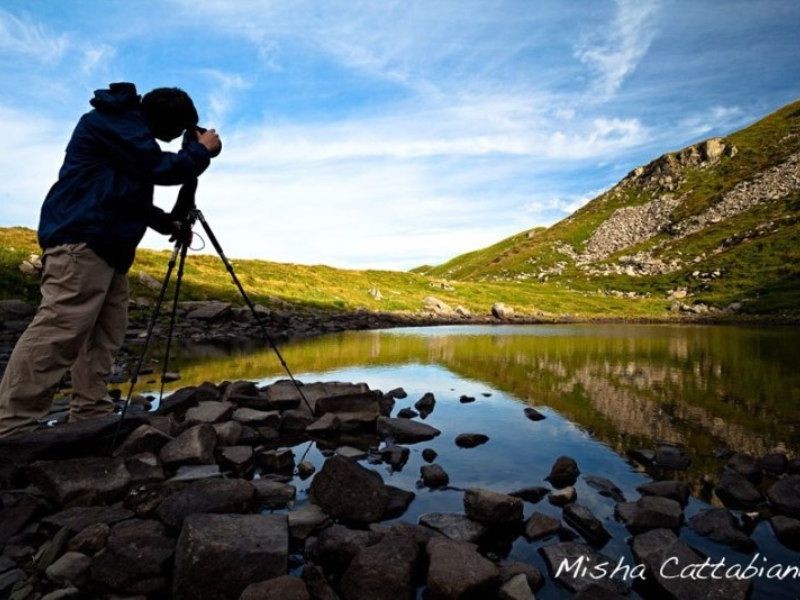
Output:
[197, 128, 221, 156]
[168, 221, 193, 246]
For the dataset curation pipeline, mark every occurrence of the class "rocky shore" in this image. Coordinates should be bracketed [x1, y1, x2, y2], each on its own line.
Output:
[0, 374, 798, 599]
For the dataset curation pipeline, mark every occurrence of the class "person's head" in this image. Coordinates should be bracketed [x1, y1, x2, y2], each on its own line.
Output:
[141, 87, 198, 142]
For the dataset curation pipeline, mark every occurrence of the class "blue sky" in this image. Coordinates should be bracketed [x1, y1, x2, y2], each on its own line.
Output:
[1, 1, 798, 270]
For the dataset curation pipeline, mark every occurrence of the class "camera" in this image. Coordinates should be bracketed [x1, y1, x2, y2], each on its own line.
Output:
[183, 125, 222, 158]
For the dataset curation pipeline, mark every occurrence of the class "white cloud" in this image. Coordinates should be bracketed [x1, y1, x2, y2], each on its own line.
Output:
[0, 8, 68, 62]
[81, 43, 115, 76]
[200, 69, 251, 127]
[574, 0, 660, 99]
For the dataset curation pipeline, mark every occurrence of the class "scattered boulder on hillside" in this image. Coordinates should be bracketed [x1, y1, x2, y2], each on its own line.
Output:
[491, 303, 514, 319]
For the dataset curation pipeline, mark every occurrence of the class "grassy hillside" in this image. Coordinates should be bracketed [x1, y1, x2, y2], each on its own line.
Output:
[0, 227, 669, 320]
[425, 100, 800, 316]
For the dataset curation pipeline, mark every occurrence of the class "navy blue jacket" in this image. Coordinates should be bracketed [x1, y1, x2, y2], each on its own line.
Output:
[38, 83, 211, 273]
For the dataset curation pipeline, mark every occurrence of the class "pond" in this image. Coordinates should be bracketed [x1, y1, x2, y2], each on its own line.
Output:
[144, 323, 800, 599]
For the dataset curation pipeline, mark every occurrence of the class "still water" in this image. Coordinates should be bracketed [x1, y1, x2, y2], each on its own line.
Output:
[152, 323, 800, 599]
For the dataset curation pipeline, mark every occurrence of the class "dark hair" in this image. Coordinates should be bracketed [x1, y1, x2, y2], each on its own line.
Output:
[141, 87, 198, 141]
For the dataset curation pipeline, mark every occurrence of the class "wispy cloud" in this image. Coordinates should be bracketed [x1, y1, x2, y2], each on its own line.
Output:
[574, 0, 660, 99]
[0, 8, 68, 62]
[200, 69, 251, 127]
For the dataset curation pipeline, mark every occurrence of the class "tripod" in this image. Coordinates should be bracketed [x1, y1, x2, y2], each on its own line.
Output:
[112, 204, 314, 446]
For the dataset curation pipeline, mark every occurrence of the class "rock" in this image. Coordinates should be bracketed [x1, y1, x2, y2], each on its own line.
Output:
[240, 575, 310, 600]
[420, 464, 450, 488]
[297, 461, 316, 479]
[45, 552, 90, 584]
[491, 303, 514, 319]
[309, 456, 388, 524]
[28, 456, 131, 505]
[67, 522, 110, 555]
[426, 537, 499, 600]
[497, 561, 543, 592]
[307, 524, 383, 575]
[386, 387, 407, 399]
[583, 475, 625, 502]
[414, 392, 436, 417]
[464, 488, 523, 525]
[280, 409, 315, 432]
[288, 504, 330, 541]
[314, 390, 382, 426]
[35, 526, 71, 571]
[213, 420, 243, 446]
[626, 448, 655, 466]
[759, 453, 788, 475]
[113, 424, 173, 457]
[455, 433, 489, 448]
[563, 504, 611, 547]
[726, 453, 761, 483]
[615, 496, 682, 532]
[91, 519, 175, 595]
[159, 424, 217, 467]
[653, 445, 690, 470]
[688, 508, 755, 551]
[173, 513, 288, 600]
[419, 513, 487, 543]
[509, 486, 549, 503]
[306, 413, 341, 435]
[383, 485, 416, 519]
[523, 407, 545, 421]
[546, 456, 580, 488]
[498, 573, 532, 600]
[169, 464, 222, 482]
[0, 569, 25, 594]
[231, 407, 280, 428]
[377, 417, 441, 443]
[421, 448, 438, 463]
[184, 401, 235, 425]
[548, 486, 576, 506]
[459, 395, 476, 403]
[379, 444, 410, 470]
[302, 564, 339, 600]
[340, 533, 420, 600]
[423, 296, 455, 317]
[40, 588, 80, 600]
[256, 448, 296, 473]
[158, 385, 220, 415]
[162, 371, 181, 382]
[396, 408, 418, 419]
[632, 528, 750, 600]
[787, 457, 800, 474]
[216, 446, 254, 473]
[524, 512, 561, 540]
[0, 498, 39, 547]
[0, 299, 35, 320]
[715, 471, 763, 509]
[156, 479, 255, 528]
[770, 515, 800, 549]
[185, 301, 231, 320]
[636, 480, 690, 506]
[767, 475, 800, 517]
[251, 480, 296, 508]
[41, 506, 134, 535]
[540, 541, 628, 595]
[125, 452, 165, 484]
[335, 446, 368, 460]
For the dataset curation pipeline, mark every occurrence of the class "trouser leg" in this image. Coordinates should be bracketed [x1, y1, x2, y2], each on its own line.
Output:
[69, 271, 129, 422]
[0, 243, 114, 437]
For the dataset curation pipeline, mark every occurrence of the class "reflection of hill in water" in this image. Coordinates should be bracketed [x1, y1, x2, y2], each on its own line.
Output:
[154, 325, 799, 473]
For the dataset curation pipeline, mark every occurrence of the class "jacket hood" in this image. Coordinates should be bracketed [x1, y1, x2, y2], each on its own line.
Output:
[89, 82, 140, 113]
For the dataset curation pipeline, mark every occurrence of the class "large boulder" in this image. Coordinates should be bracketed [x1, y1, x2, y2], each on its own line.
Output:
[340, 533, 421, 600]
[90, 519, 175, 595]
[184, 401, 235, 426]
[425, 537, 499, 600]
[306, 524, 383, 575]
[715, 471, 763, 509]
[159, 424, 216, 467]
[419, 513, 486, 543]
[113, 424, 173, 457]
[636, 480, 690, 506]
[546, 456, 580, 488]
[523, 512, 561, 541]
[314, 391, 382, 426]
[308, 456, 388, 524]
[28, 457, 131, 505]
[688, 508, 755, 552]
[240, 575, 309, 600]
[615, 496, 682, 533]
[767, 475, 800, 517]
[156, 478, 255, 528]
[251, 480, 296, 509]
[632, 528, 750, 599]
[563, 504, 610, 547]
[420, 464, 450, 488]
[463, 488, 523, 525]
[41, 506, 134, 535]
[377, 417, 441, 443]
[539, 542, 628, 595]
[491, 303, 514, 319]
[173, 513, 288, 600]
[158, 384, 220, 415]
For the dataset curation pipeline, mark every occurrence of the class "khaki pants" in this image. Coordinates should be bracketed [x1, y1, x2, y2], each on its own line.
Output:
[0, 243, 128, 437]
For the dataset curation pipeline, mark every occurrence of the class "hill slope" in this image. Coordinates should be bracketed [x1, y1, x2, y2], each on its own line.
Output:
[426, 100, 800, 316]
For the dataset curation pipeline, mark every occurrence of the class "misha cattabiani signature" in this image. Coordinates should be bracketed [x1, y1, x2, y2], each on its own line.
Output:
[556, 554, 800, 582]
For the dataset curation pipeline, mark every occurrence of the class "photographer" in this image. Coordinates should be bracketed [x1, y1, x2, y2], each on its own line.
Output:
[0, 82, 221, 437]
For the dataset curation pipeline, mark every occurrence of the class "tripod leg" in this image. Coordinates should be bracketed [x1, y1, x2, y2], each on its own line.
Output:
[193, 210, 315, 415]
[111, 241, 181, 447]
[158, 241, 189, 404]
